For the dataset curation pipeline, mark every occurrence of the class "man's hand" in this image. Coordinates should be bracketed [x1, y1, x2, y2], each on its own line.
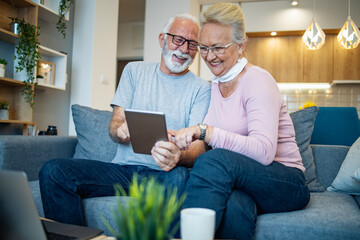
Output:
[151, 141, 181, 172]
[116, 122, 130, 142]
[109, 106, 131, 143]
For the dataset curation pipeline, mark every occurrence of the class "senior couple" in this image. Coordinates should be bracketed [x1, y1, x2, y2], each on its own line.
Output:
[39, 3, 310, 239]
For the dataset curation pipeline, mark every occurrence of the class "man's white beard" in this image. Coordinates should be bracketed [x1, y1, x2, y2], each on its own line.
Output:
[162, 40, 194, 73]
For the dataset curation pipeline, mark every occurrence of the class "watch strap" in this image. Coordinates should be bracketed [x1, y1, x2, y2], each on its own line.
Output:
[198, 123, 207, 140]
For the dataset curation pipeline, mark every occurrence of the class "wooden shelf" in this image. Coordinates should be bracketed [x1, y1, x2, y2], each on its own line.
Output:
[2, 0, 36, 7]
[0, 28, 18, 44]
[37, 45, 67, 90]
[0, 77, 26, 86]
[0, 119, 33, 124]
[33, 0, 69, 23]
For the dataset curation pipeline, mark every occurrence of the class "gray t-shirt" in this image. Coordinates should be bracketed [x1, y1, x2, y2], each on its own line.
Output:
[111, 61, 211, 170]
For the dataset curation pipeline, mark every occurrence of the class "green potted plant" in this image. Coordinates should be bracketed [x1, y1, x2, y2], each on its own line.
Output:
[9, 17, 41, 108]
[102, 175, 186, 240]
[0, 58, 7, 78]
[0, 101, 9, 120]
[57, 0, 73, 38]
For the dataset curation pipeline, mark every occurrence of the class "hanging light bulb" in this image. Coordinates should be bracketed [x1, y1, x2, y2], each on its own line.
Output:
[337, 0, 360, 49]
[302, 0, 325, 50]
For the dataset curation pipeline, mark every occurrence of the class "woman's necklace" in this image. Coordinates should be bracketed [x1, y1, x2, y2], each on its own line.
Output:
[213, 57, 248, 83]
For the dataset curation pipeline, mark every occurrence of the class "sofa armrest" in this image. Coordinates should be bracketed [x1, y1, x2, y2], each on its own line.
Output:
[311, 144, 350, 188]
[0, 136, 77, 181]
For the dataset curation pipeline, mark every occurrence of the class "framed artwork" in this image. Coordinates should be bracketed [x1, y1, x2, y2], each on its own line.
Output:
[37, 60, 55, 85]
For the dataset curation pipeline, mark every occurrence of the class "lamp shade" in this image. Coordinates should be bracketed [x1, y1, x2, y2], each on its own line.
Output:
[337, 16, 360, 49]
[302, 18, 326, 50]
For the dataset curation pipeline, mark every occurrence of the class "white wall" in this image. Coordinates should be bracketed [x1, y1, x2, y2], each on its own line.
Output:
[69, 0, 119, 135]
[117, 22, 144, 59]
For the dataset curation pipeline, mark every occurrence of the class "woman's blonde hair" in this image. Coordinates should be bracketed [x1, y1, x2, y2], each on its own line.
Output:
[202, 3, 247, 44]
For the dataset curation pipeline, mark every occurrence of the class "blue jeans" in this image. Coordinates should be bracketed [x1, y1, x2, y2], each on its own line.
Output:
[39, 158, 189, 226]
[182, 149, 310, 240]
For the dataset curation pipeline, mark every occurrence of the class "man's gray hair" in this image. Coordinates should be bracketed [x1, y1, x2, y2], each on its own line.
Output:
[162, 13, 200, 33]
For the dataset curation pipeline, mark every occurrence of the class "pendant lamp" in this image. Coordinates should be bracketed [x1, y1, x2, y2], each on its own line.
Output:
[337, 0, 360, 49]
[302, 0, 325, 50]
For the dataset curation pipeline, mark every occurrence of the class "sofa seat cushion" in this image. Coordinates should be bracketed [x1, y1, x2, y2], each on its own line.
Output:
[83, 196, 131, 236]
[29, 180, 44, 218]
[255, 191, 360, 240]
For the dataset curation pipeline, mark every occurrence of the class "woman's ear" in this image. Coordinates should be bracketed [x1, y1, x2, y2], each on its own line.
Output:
[238, 42, 246, 56]
[159, 33, 165, 48]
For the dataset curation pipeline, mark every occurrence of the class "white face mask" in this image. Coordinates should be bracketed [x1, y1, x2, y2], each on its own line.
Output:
[162, 39, 194, 74]
[213, 57, 248, 83]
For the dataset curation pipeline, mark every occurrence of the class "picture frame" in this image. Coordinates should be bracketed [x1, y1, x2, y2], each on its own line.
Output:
[37, 60, 55, 85]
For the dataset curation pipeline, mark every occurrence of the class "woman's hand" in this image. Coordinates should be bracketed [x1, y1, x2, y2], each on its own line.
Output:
[169, 126, 201, 150]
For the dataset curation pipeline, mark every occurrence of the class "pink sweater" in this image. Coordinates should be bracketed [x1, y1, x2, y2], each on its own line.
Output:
[204, 66, 304, 171]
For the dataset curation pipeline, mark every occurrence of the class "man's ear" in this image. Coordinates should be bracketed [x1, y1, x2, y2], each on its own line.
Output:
[159, 33, 165, 48]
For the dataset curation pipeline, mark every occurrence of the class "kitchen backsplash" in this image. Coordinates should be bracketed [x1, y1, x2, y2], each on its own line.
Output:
[280, 84, 360, 116]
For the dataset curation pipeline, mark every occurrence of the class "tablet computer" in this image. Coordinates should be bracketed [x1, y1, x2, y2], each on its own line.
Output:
[125, 109, 168, 155]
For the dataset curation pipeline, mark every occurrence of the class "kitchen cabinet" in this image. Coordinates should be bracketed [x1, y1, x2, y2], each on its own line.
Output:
[245, 32, 360, 83]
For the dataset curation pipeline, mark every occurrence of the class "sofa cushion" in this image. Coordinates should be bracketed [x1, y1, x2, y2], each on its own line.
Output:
[83, 196, 131, 236]
[310, 107, 360, 147]
[312, 145, 350, 188]
[72, 104, 117, 162]
[255, 191, 360, 240]
[29, 180, 44, 218]
[328, 137, 360, 195]
[290, 106, 324, 192]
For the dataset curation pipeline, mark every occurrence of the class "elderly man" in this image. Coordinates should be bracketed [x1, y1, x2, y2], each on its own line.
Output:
[39, 13, 211, 226]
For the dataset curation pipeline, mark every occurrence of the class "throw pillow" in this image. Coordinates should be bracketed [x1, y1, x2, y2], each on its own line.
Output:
[327, 137, 360, 195]
[354, 168, 360, 181]
[72, 104, 117, 162]
[290, 106, 325, 192]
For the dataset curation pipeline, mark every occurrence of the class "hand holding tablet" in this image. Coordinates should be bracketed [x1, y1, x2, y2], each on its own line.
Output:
[125, 109, 168, 155]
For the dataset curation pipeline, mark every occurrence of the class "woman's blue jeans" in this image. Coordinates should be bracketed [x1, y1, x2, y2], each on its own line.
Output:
[39, 158, 189, 226]
[182, 148, 310, 240]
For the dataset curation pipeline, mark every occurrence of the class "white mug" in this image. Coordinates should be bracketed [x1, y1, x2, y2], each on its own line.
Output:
[180, 208, 216, 240]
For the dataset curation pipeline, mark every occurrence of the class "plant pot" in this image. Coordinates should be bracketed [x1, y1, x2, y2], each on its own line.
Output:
[10, 22, 20, 35]
[0, 109, 9, 120]
[0, 64, 5, 78]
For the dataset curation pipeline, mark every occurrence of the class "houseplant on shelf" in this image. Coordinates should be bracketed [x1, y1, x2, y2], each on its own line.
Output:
[0, 58, 7, 78]
[102, 175, 186, 240]
[9, 17, 41, 108]
[0, 101, 9, 120]
[57, 0, 73, 38]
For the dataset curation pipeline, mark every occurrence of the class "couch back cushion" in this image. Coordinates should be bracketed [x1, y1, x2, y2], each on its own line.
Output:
[290, 106, 324, 192]
[310, 107, 360, 146]
[72, 104, 117, 162]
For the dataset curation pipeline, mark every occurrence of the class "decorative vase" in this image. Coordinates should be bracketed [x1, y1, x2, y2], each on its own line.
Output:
[10, 22, 20, 35]
[0, 109, 9, 120]
[0, 64, 5, 78]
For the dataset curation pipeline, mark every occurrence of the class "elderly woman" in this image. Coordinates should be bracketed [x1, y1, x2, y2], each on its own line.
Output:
[172, 3, 310, 240]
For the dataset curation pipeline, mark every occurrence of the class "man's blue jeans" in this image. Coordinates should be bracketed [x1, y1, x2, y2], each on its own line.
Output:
[39, 158, 189, 226]
[182, 149, 310, 240]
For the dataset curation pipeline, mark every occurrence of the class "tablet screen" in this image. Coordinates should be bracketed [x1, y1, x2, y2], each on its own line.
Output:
[125, 109, 168, 155]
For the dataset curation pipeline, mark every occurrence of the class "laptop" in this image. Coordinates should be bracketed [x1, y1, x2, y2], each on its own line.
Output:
[0, 170, 104, 240]
[125, 109, 168, 155]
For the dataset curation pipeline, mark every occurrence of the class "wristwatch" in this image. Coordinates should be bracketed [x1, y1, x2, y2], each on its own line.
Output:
[198, 123, 208, 140]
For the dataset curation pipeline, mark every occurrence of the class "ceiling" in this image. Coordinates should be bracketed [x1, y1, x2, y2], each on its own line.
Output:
[118, 0, 288, 23]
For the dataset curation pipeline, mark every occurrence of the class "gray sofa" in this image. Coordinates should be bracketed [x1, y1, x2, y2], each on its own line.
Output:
[1, 106, 360, 239]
